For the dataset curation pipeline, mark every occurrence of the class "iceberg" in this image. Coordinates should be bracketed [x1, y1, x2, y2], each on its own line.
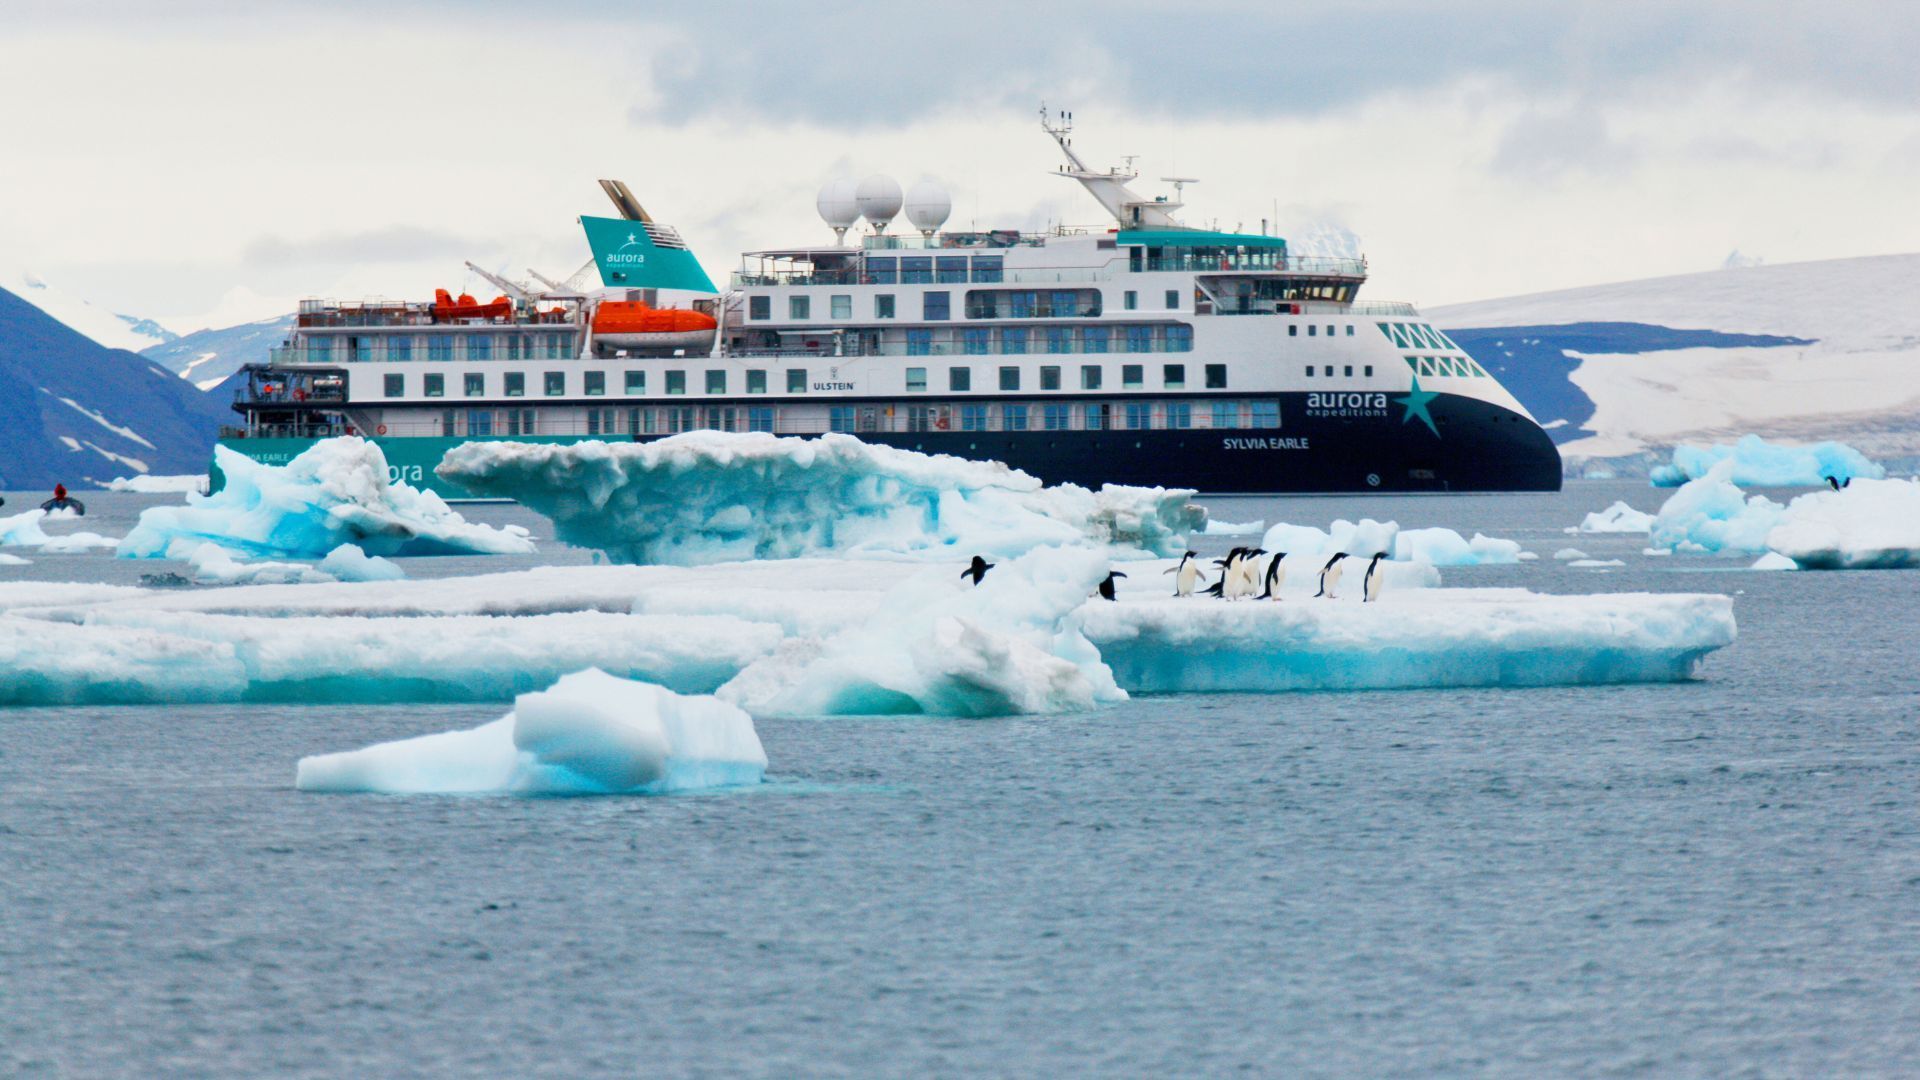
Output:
[1750, 552, 1798, 571]
[0, 509, 51, 547]
[107, 474, 210, 494]
[119, 439, 534, 560]
[1202, 518, 1266, 536]
[1764, 477, 1920, 569]
[1553, 548, 1588, 561]
[1077, 589, 1735, 693]
[296, 668, 766, 795]
[436, 432, 1200, 565]
[1573, 501, 1655, 534]
[1260, 518, 1399, 561]
[1649, 434, 1884, 488]
[1566, 559, 1626, 568]
[1391, 527, 1524, 566]
[0, 553, 28, 566]
[717, 546, 1124, 717]
[35, 531, 119, 553]
[182, 542, 332, 586]
[1648, 461, 1784, 555]
[318, 543, 406, 582]
[1259, 517, 1518, 568]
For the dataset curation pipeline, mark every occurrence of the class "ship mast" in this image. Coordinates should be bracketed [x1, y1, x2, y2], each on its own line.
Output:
[1039, 105, 1188, 230]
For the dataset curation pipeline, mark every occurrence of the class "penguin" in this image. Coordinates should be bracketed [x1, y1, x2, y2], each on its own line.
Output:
[1229, 548, 1267, 600]
[1204, 548, 1247, 598]
[962, 555, 994, 585]
[1362, 552, 1388, 603]
[1258, 552, 1288, 599]
[1164, 551, 1201, 597]
[1096, 570, 1127, 601]
[1315, 552, 1349, 599]
[1825, 474, 1853, 491]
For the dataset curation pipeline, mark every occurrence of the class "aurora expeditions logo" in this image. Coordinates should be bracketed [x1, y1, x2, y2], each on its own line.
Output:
[1304, 391, 1387, 419]
[604, 233, 649, 264]
[1395, 375, 1441, 437]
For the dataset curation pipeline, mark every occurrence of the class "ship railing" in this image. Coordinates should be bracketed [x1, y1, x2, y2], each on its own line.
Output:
[1148, 254, 1367, 276]
[353, 407, 1281, 441]
[223, 423, 352, 440]
[726, 339, 1195, 359]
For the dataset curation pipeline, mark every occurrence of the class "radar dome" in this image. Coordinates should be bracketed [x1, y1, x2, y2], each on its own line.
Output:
[855, 174, 903, 233]
[816, 177, 860, 242]
[903, 180, 952, 238]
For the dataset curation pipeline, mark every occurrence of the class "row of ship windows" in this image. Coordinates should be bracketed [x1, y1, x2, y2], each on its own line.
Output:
[1376, 321, 1460, 351]
[751, 324, 1194, 355]
[1290, 324, 1357, 337]
[302, 334, 577, 363]
[424, 400, 1284, 439]
[1406, 355, 1489, 378]
[380, 362, 1233, 399]
[749, 288, 1184, 322]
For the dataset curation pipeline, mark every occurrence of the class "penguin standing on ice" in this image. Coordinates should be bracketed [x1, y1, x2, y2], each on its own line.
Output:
[1203, 548, 1247, 597]
[1826, 475, 1851, 491]
[1362, 552, 1388, 603]
[1258, 552, 1288, 599]
[962, 555, 994, 585]
[1096, 570, 1127, 601]
[1165, 551, 1201, 597]
[1230, 548, 1267, 600]
[1315, 552, 1349, 599]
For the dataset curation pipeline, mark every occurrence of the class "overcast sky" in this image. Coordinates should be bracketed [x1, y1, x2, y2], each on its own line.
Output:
[4, 0, 1918, 331]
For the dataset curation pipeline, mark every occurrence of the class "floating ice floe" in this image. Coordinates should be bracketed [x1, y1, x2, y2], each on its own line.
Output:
[436, 431, 1200, 565]
[1750, 552, 1798, 571]
[1763, 477, 1920, 569]
[0, 553, 29, 566]
[1391, 527, 1525, 566]
[1553, 548, 1588, 561]
[118, 439, 534, 560]
[1649, 434, 1883, 488]
[1260, 517, 1516, 570]
[1570, 500, 1655, 534]
[1202, 518, 1266, 536]
[318, 543, 406, 582]
[36, 531, 119, 553]
[0, 509, 51, 547]
[0, 509, 118, 552]
[1648, 461, 1784, 555]
[296, 668, 767, 796]
[1566, 559, 1626, 568]
[107, 474, 210, 494]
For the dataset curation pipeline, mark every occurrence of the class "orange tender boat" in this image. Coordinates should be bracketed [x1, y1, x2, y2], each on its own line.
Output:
[591, 299, 718, 350]
[432, 289, 513, 321]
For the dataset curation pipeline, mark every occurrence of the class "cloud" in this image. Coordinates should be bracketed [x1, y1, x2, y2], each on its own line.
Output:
[240, 226, 477, 267]
[1490, 104, 1638, 180]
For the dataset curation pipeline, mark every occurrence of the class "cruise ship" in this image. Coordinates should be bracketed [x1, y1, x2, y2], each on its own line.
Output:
[223, 111, 1561, 496]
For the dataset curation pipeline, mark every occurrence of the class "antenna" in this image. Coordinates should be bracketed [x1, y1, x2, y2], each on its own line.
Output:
[1161, 176, 1199, 203]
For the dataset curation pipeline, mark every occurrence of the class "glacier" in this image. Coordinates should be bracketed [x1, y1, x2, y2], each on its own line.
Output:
[1764, 477, 1920, 569]
[118, 439, 534, 560]
[295, 668, 766, 796]
[1649, 435, 1885, 488]
[435, 432, 1201, 565]
[1572, 501, 1655, 534]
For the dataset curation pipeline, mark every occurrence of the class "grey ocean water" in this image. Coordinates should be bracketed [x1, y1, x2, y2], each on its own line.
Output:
[4, 482, 1919, 1077]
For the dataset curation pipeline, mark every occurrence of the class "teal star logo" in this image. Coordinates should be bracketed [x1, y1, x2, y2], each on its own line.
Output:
[1395, 374, 1440, 437]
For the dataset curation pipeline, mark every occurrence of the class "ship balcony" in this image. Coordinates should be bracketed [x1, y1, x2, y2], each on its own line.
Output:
[1145, 253, 1367, 277]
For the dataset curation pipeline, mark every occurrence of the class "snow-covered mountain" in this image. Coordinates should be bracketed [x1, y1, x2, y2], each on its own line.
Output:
[1, 268, 176, 353]
[0, 284, 231, 490]
[1429, 254, 1920, 469]
[143, 314, 296, 389]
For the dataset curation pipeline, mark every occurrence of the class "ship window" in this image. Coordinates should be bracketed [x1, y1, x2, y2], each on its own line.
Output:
[1364, 365, 1373, 377]
[1003, 404, 1029, 431]
[1288, 325, 1298, 337]
[1343, 365, 1353, 377]
[1168, 326, 1192, 352]
[1046, 327, 1071, 354]
[830, 406, 856, 432]
[1124, 290, 1138, 311]
[865, 257, 897, 285]
[666, 371, 686, 395]
[1326, 325, 1335, 337]
[428, 337, 453, 361]
[1205, 364, 1227, 389]
[1126, 325, 1152, 353]
[1306, 366, 1317, 376]
[465, 373, 485, 397]
[1122, 364, 1143, 389]
[949, 367, 971, 392]
[1212, 401, 1240, 429]
[901, 257, 932, 284]
[1085, 327, 1110, 354]
[961, 404, 989, 431]
[1165, 289, 1179, 309]
[424, 373, 445, 398]
[923, 292, 951, 321]
[706, 370, 726, 394]
[906, 367, 928, 392]
[389, 338, 413, 362]
[971, 256, 1003, 283]
[1081, 365, 1102, 390]
[1044, 404, 1071, 430]
[384, 374, 404, 398]
[788, 296, 810, 320]
[549, 332, 571, 359]
[625, 370, 645, 394]
[507, 335, 521, 361]
[746, 369, 767, 394]
[544, 371, 565, 396]
[875, 294, 896, 319]
[1164, 363, 1186, 389]
[634, 408, 651, 434]
[1308, 325, 1317, 336]
[1001, 328, 1028, 354]
[1084, 403, 1109, 430]
[1346, 325, 1355, 336]
[964, 328, 990, 355]
[748, 406, 774, 432]
[505, 372, 525, 397]
[587, 409, 602, 436]
[936, 256, 969, 283]
[469, 335, 492, 361]
[750, 296, 770, 320]
[1167, 402, 1192, 429]
[831, 295, 852, 320]
[1125, 403, 1151, 430]
[999, 366, 1020, 391]
[1040, 365, 1061, 391]
[907, 329, 933, 356]
[308, 338, 333, 362]
[1252, 400, 1279, 428]
[787, 369, 806, 393]
[585, 371, 606, 396]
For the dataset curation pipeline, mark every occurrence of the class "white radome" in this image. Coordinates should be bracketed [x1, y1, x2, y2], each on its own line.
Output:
[903, 180, 952, 237]
[815, 177, 860, 234]
[855, 174, 903, 231]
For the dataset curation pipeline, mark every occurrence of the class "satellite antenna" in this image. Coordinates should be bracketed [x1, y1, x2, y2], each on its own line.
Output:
[1161, 177, 1199, 202]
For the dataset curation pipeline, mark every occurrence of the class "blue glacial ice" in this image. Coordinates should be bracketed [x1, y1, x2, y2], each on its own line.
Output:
[1648, 461, 1784, 555]
[1259, 517, 1519, 568]
[435, 432, 1201, 565]
[295, 668, 766, 795]
[1, 509, 51, 547]
[118, 439, 534, 560]
[1649, 434, 1884, 488]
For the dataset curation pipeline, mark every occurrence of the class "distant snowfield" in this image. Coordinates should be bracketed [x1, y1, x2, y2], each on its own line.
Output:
[2, 267, 173, 352]
[1431, 254, 1920, 462]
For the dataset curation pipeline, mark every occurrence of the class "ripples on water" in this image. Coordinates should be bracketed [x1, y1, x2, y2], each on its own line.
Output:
[3, 482, 1918, 1076]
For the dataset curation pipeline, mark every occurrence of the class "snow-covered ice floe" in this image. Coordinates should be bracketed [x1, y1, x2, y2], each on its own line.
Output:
[0, 509, 119, 552]
[107, 474, 210, 494]
[1202, 518, 1266, 536]
[1649, 434, 1884, 488]
[1566, 559, 1626, 568]
[0, 554, 29, 566]
[1750, 552, 1798, 571]
[178, 542, 404, 586]
[1259, 517, 1520, 568]
[1, 510, 51, 547]
[1764, 477, 1920, 569]
[436, 432, 1200, 564]
[118, 439, 533, 560]
[1571, 501, 1655, 534]
[296, 668, 766, 796]
[1077, 589, 1735, 692]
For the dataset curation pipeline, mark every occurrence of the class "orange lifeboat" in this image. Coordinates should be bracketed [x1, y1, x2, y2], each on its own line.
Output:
[432, 289, 513, 322]
[591, 299, 718, 351]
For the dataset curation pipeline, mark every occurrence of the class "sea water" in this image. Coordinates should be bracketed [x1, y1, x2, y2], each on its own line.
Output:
[3, 482, 1918, 1076]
